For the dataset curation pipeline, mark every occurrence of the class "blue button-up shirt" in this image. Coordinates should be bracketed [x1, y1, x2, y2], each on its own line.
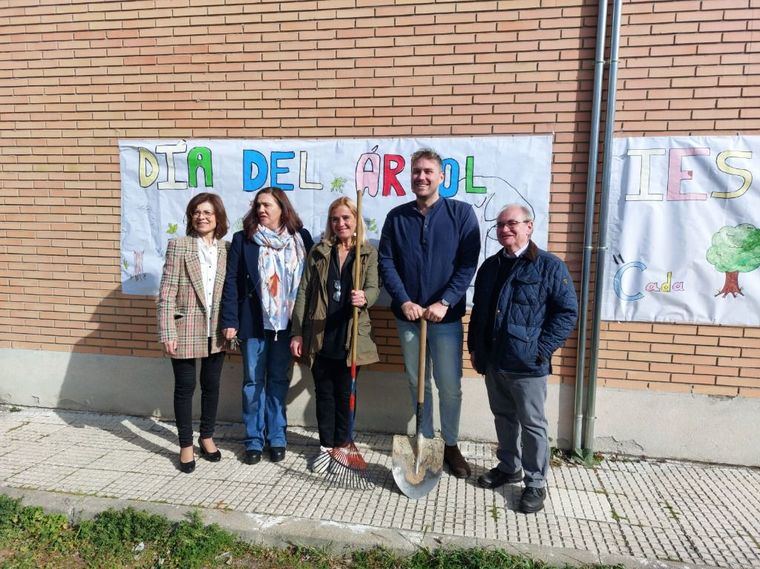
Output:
[378, 197, 480, 323]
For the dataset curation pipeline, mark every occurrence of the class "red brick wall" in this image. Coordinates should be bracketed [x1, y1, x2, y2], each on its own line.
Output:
[0, 0, 758, 398]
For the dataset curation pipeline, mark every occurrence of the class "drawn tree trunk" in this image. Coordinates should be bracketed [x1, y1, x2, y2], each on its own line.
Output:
[707, 224, 760, 300]
[715, 271, 743, 298]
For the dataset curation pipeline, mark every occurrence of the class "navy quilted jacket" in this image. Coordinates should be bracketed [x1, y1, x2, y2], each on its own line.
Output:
[468, 241, 578, 377]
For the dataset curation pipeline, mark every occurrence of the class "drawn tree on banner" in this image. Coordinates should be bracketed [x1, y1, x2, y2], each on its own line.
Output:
[469, 178, 535, 262]
[331, 176, 347, 192]
[705, 223, 760, 298]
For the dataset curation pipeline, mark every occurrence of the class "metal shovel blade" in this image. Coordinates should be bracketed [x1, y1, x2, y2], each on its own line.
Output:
[391, 433, 444, 499]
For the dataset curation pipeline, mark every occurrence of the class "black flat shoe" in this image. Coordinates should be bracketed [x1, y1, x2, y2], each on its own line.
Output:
[477, 467, 523, 489]
[519, 486, 547, 514]
[245, 450, 262, 465]
[179, 459, 196, 474]
[269, 447, 286, 463]
[198, 437, 221, 462]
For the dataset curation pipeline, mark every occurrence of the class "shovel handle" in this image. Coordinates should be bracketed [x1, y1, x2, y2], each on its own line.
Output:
[415, 318, 428, 437]
[417, 319, 427, 403]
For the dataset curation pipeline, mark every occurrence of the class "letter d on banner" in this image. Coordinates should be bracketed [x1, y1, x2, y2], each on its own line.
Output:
[243, 150, 268, 192]
[139, 148, 159, 187]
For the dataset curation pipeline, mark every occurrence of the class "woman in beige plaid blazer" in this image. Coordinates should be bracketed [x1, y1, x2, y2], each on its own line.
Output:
[158, 192, 230, 474]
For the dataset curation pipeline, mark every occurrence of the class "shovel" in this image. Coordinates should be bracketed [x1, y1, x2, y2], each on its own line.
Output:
[391, 318, 444, 499]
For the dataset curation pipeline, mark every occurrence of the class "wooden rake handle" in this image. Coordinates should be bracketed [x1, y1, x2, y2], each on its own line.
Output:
[349, 189, 363, 375]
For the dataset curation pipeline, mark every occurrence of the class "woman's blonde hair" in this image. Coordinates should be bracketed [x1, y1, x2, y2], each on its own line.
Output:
[322, 196, 367, 246]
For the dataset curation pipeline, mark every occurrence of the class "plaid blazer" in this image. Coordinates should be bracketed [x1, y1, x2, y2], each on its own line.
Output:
[157, 236, 230, 359]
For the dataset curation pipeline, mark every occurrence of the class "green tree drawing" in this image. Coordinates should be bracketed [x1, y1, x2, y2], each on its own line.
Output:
[331, 177, 347, 192]
[705, 223, 760, 298]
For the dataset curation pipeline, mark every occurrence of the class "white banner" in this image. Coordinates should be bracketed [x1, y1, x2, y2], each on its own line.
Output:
[119, 136, 553, 298]
[602, 135, 760, 326]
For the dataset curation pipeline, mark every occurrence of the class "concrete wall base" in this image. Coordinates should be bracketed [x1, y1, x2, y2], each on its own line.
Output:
[592, 386, 760, 466]
[1, 348, 757, 466]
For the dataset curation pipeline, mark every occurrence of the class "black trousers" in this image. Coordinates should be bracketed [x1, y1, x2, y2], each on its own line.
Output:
[171, 339, 225, 448]
[311, 354, 360, 448]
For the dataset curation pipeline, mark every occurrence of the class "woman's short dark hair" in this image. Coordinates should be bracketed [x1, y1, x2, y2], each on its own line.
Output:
[185, 192, 229, 239]
[243, 187, 304, 239]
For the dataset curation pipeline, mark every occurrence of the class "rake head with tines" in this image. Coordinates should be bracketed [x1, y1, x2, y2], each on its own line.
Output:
[308, 443, 372, 490]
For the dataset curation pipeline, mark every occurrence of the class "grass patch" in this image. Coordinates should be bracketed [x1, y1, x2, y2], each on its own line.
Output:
[0, 494, 626, 568]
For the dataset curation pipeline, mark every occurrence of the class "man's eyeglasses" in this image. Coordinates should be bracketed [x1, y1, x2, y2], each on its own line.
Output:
[496, 220, 529, 229]
[332, 280, 342, 302]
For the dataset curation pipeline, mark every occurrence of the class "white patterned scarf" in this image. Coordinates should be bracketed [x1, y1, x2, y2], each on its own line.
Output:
[254, 225, 306, 333]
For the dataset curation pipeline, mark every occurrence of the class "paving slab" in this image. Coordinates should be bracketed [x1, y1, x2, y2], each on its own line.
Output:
[0, 406, 758, 569]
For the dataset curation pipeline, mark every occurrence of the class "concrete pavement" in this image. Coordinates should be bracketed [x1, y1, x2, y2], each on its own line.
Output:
[0, 406, 757, 569]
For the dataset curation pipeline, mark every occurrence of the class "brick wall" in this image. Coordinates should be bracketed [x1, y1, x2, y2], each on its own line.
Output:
[0, 0, 758, 398]
[600, 0, 760, 399]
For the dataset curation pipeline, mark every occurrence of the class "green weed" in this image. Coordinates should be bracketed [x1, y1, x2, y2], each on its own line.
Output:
[662, 502, 680, 520]
[0, 497, 71, 553]
[567, 448, 604, 468]
[610, 508, 628, 522]
[489, 500, 501, 523]
[162, 510, 237, 568]
[550, 446, 605, 468]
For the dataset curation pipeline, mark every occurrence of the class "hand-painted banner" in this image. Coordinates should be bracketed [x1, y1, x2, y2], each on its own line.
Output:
[602, 135, 760, 326]
[119, 136, 553, 298]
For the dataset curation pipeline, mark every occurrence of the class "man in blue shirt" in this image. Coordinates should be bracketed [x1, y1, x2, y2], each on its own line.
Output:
[379, 148, 481, 478]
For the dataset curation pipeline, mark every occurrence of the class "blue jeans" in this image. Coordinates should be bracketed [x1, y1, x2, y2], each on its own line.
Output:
[396, 319, 463, 446]
[241, 331, 292, 451]
[485, 368, 549, 488]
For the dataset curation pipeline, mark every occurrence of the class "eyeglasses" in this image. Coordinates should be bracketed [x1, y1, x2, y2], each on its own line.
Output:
[332, 280, 342, 302]
[192, 210, 215, 218]
[496, 220, 529, 229]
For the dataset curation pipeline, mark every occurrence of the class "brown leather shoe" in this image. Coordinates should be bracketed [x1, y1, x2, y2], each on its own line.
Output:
[443, 444, 471, 478]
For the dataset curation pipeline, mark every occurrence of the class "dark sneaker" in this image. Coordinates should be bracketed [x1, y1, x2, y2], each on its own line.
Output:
[477, 467, 523, 489]
[443, 444, 471, 478]
[245, 450, 262, 465]
[269, 447, 286, 463]
[519, 486, 546, 513]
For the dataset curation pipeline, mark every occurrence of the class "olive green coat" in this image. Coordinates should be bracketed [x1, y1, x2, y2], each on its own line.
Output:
[291, 240, 380, 367]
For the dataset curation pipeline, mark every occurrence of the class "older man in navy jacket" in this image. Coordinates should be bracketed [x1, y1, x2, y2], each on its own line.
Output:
[379, 148, 480, 478]
[468, 204, 577, 513]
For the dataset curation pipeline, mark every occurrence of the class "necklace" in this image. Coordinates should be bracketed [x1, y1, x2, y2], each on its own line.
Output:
[331, 246, 343, 303]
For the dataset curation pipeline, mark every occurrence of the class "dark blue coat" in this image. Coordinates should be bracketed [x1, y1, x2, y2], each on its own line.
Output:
[467, 241, 578, 377]
[220, 228, 313, 340]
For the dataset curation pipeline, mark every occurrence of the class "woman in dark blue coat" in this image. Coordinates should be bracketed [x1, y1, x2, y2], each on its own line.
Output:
[221, 187, 313, 465]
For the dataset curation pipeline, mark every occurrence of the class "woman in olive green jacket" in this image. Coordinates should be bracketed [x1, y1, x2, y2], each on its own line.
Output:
[290, 196, 379, 449]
